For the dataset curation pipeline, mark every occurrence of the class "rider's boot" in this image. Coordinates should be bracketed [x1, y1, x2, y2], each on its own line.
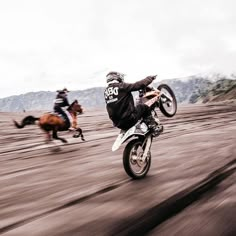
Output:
[145, 115, 163, 136]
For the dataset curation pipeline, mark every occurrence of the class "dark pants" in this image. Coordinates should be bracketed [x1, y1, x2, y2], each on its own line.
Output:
[117, 104, 151, 130]
[54, 106, 70, 128]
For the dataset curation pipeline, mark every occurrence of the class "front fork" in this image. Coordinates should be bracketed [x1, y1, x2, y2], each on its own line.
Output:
[141, 134, 153, 162]
[152, 87, 173, 103]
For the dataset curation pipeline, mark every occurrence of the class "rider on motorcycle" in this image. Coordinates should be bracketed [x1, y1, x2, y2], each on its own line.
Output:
[54, 88, 74, 130]
[104, 71, 163, 133]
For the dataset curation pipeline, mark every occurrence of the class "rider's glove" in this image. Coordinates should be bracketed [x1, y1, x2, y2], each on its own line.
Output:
[146, 75, 157, 81]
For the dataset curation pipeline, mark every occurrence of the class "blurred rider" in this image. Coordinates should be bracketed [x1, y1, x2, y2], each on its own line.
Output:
[104, 71, 163, 132]
[53, 88, 71, 129]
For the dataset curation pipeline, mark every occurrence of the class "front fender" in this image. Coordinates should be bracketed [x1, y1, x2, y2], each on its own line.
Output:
[112, 127, 135, 151]
[112, 123, 148, 151]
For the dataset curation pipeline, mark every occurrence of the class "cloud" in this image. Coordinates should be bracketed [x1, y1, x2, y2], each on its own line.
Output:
[0, 0, 235, 97]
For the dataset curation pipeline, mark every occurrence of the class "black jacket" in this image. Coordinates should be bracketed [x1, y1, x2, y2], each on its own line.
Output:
[104, 76, 154, 127]
[54, 92, 70, 108]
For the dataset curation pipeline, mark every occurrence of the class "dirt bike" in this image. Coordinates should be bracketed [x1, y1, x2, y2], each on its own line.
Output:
[112, 83, 177, 179]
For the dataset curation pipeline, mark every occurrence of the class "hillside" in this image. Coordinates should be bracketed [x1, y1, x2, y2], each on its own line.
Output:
[191, 79, 236, 103]
[0, 74, 236, 112]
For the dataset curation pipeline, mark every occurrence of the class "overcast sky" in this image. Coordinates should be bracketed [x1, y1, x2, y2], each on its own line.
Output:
[0, 0, 235, 98]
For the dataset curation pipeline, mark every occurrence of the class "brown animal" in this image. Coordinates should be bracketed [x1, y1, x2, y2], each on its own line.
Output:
[13, 100, 85, 143]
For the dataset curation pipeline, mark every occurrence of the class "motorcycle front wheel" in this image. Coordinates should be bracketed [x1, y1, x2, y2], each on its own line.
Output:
[123, 139, 151, 179]
[157, 84, 177, 117]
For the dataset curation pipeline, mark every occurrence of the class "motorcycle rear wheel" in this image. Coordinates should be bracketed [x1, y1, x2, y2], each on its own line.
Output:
[123, 139, 151, 179]
[157, 84, 177, 117]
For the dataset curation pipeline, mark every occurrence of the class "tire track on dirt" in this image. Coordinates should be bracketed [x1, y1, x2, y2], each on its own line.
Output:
[159, 117, 236, 140]
[1, 159, 235, 235]
[0, 104, 235, 234]
[2, 106, 235, 156]
[111, 159, 236, 236]
[0, 179, 130, 235]
[0, 116, 234, 164]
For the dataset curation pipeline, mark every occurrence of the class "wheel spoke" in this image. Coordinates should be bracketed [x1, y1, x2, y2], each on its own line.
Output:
[123, 139, 151, 179]
[129, 144, 149, 175]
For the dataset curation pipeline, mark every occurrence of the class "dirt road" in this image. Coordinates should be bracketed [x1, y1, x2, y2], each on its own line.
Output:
[0, 102, 235, 235]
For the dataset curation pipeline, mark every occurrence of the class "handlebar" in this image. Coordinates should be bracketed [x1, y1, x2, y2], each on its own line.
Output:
[138, 75, 159, 96]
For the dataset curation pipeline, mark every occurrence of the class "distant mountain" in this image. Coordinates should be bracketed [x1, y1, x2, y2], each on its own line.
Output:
[0, 88, 106, 112]
[0, 74, 236, 112]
